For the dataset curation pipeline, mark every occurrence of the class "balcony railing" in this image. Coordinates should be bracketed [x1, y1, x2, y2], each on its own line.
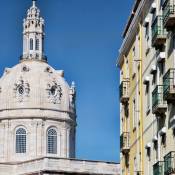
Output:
[152, 16, 167, 48]
[120, 132, 130, 154]
[152, 85, 167, 114]
[119, 80, 130, 104]
[163, 69, 175, 101]
[153, 161, 164, 175]
[20, 54, 48, 62]
[163, 0, 175, 29]
[164, 151, 175, 175]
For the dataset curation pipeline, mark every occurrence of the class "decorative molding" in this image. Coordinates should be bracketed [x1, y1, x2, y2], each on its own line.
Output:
[44, 66, 53, 74]
[117, 0, 148, 66]
[22, 65, 30, 72]
[46, 81, 62, 104]
[13, 77, 30, 102]
[69, 82, 76, 110]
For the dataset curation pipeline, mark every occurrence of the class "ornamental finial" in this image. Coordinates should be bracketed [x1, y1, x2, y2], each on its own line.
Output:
[32, 0, 37, 7]
[20, 0, 46, 62]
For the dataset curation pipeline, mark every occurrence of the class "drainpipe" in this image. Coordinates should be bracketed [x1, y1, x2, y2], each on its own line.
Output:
[139, 23, 144, 175]
[157, 116, 161, 161]
[173, 32, 175, 70]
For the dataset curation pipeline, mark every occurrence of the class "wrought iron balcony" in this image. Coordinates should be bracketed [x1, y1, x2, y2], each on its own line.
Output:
[163, 69, 175, 101]
[119, 80, 130, 104]
[164, 151, 175, 175]
[153, 161, 164, 175]
[152, 16, 167, 48]
[152, 85, 167, 114]
[163, 0, 175, 29]
[120, 132, 130, 154]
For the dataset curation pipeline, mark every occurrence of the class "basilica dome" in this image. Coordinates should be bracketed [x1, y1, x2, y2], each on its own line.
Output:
[0, 61, 76, 120]
[0, 0, 76, 163]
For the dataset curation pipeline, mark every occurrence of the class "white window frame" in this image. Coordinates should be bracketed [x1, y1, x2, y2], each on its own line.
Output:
[16, 127, 27, 154]
[47, 128, 57, 154]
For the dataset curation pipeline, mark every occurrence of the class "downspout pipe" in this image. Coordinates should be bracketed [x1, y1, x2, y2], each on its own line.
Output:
[139, 23, 144, 175]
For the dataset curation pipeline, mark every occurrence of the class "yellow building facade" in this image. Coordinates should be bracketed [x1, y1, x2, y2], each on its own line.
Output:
[118, 0, 175, 175]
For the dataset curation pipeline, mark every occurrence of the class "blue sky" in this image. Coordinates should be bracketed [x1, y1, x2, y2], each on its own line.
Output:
[0, 0, 133, 162]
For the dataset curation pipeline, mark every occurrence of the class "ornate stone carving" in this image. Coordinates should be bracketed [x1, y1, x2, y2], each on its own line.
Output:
[44, 66, 53, 74]
[14, 77, 30, 102]
[46, 81, 62, 104]
[22, 65, 30, 72]
[69, 82, 76, 109]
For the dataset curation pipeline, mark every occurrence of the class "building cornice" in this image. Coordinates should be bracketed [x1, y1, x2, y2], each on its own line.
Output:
[0, 157, 120, 175]
[122, 0, 141, 38]
[117, 0, 148, 67]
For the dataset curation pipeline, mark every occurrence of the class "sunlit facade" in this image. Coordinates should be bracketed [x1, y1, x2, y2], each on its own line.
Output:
[0, 1, 120, 174]
[118, 0, 175, 174]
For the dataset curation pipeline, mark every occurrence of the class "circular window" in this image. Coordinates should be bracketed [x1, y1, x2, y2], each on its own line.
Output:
[50, 86, 57, 96]
[18, 86, 24, 95]
[22, 66, 28, 72]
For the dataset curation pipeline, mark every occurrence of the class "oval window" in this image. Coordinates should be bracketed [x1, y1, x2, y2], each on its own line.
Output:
[18, 86, 24, 95]
[50, 86, 57, 96]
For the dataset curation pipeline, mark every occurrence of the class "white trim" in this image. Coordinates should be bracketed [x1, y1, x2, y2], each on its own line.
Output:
[143, 76, 150, 84]
[157, 52, 166, 62]
[117, 0, 147, 66]
[149, 2, 156, 13]
[150, 65, 157, 74]
[145, 142, 151, 149]
[159, 127, 166, 136]
[152, 135, 158, 142]
[143, 17, 150, 27]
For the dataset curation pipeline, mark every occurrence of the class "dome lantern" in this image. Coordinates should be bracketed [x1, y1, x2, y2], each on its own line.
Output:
[20, 0, 47, 62]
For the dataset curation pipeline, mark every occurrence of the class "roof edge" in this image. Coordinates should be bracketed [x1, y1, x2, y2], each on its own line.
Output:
[122, 0, 141, 38]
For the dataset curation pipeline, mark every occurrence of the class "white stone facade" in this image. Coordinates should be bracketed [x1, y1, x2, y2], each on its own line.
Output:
[22, 0, 45, 61]
[0, 157, 120, 175]
[0, 1, 119, 174]
[0, 61, 76, 163]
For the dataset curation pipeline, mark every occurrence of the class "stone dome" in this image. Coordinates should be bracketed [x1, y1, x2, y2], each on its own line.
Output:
[0, 61, 76, 121]
[0, 1, 76, 163]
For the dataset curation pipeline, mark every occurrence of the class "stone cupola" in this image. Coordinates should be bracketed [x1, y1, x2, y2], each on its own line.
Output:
[21, 0, 46, 62]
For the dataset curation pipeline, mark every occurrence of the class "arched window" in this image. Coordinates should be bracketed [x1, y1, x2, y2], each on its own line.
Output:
[16, 128, 26, 153]
[36, 39, 39, 50]
[42, 37, 44, 52]
[30, 38, 33, 50]
[47, 128, 57, 154]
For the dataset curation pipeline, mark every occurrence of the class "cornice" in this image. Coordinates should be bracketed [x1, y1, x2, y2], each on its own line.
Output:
[117, 0, 148, 67]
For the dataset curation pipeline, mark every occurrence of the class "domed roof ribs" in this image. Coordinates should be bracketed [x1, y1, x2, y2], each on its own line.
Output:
[20, 0, 47, 63]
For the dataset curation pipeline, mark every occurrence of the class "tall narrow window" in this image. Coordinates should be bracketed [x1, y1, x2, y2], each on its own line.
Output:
[145, 24, 150, 53]
[132, 46, 136, 76]
[16, 128, 26, 153]
[42, 37, 44, 52]
[134, 157, 137, 173]
[146, 84, 150, 111]
[30, 38, 33, 50]
[36, 39, 39, 50]
[133, 98, 137, 129]
[47, 128, 57, 154]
